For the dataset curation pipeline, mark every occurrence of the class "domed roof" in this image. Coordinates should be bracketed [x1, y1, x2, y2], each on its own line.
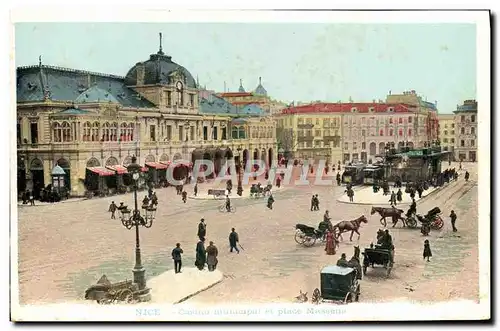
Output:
[75, 85, 119, 103]
[124, 48, 197, 88]
[254, 77, 267, 96]
[238, 79, 246, 93]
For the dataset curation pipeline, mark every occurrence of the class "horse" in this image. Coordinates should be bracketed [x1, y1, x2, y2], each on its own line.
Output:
[332, 215, 368, 241]
[295, 290, 308, 303]
[370, 206, 406, 228]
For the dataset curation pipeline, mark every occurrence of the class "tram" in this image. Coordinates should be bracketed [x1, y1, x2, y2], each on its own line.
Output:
[342, 163, 366, 185]
[363, 165, 385, 185]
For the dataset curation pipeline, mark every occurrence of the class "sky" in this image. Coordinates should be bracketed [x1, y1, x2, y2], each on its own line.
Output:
[15, 23, 476, 113]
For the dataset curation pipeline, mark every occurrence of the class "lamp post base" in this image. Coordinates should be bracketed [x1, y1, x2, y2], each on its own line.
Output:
[134, 288, 152, 302]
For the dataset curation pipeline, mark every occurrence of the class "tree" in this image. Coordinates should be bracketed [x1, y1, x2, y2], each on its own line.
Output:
[276, 127, 297, 158]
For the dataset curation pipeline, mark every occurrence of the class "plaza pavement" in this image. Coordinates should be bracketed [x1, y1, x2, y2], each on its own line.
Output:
[336, 185, 440, 205]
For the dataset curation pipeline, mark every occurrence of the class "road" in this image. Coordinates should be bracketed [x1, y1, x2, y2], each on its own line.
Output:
[16, 162, 479, 304]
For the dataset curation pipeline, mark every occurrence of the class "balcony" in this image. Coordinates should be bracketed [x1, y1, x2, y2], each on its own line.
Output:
[297, 135, 314, 142]
[297, 123, 314, 129]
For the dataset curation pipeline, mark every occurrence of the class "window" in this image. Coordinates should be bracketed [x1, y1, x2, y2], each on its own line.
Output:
[470, 139, 475, 147]
[408, 116, 413, 123]
[461, 127, 465, 134]
[461, 115, 465, 122]
[150, 125, 156, 142]
[361, 117, 366, 125]
[389, 118, 393, 124]
[398, 117, 402, 124]
[389, 129, 393, 136]
[179, 126, 184, 141]
[461, 140, 465, 147]
[379, 129, 384, 136]
[451, 130, 455, 135]
[110, 122, 118, 141]
[17, 122, 22, 143]
[203, 126, 208, 140]
[91, 122, 99, 141]
[221, 127, 227, 140]
[189, 94, 195, 107]
[53, 122, 72, 143]
[351, 107, 357, 113]
[443, 138, 448, 143]
[353, 142, 357, 150]
[119, 123, 127, 141]
[408, 129, 412, 136]
[315, 129, 321, 136]
[471, 115, 476, 123]
[361, 142, 366, 150]
[213, 127, 218, 140]
[444, 130, 448, 136]
[368, 107, 374, 113]
[399, 129, 403, 136]
[361, 130, 366, 137]
[388, 107, 394, 112]
[315, 140, 321, 146]
[30, 122, 39, 144]
[306, 118, 312, 124]
[344, 142, 348, 150]
[167, 92, 172, 106]
[315, 119, 320, 125]
[471, 127, 475, 135]
[452, 123, 455, 128]
[444, 124, 448, 129]
[232, 127, 239, 139]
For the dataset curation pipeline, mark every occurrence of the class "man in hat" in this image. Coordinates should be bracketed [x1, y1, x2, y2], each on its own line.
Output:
[206, 241, 219, 272]
[336, 253, 348, 267]
[171, 243, 183, 273]
[198, 218, 207, 241]
[229, 228, 240, 254]
[108, 201, 117, 219]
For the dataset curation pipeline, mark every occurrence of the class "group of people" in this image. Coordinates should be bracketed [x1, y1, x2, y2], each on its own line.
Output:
[344, 183, 354, 202]
[20, 189, 36, 206]
[310, 194, 320, 211]
[388, 189, 403, 206]
[169, 218, 241, 273]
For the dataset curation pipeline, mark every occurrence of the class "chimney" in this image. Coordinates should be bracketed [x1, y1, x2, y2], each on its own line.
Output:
[136, 62, 145, 86]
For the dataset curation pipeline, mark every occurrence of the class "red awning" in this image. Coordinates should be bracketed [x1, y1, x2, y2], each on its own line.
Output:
[106, 165, 128, 174]
[145, 162, 168, 170]
[159, 161, 172, 167]
[167, 160, 192, 168]
[141, 166, 148, 172]
[87, 167, 115, 176]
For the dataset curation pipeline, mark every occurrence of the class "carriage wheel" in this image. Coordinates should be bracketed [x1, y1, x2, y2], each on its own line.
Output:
[343, 292, 352, 304]
[219, 205, 226, 213]
[294, 231, 306, 244]
[312, 288, 321, 304]
[431, 216, 444, 230]
[117, 288, 134, 303]
[303, 236, 317, 247]
[97, 297, 113, 305]
[406, 217, 417, 228]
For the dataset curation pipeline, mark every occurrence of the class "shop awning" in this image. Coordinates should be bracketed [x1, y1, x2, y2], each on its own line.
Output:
[106, 165, 128, 174]
[87, 167, 115, 176]
[165, 161, 193, 168]
[145, 162, 169, 170]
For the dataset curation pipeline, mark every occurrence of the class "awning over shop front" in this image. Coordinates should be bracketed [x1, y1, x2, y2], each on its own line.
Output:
[106, 165, 128, 174]
[145, 162, 169, 170]
[87, 167, 115, 176]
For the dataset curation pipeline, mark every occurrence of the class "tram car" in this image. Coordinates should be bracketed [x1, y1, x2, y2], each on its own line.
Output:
[363, 165, 385, 185]
[341, 163, 366, 185]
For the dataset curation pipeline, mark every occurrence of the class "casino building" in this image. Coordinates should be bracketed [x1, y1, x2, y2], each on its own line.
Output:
[16, 37, 277, 198]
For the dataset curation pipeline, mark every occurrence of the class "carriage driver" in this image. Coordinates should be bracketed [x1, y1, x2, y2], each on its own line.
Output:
[407, 198, 417, 217]
[225, 195, 231, 212]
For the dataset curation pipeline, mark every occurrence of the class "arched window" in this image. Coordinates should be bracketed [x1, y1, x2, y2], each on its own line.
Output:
[53, 123, 61, 142]
[102, 122, 110, 141]
[379, 129, 384, 136]
[232, 127, 239, 139]
[127, 123, 134, 141]
[110, 122, 118, 141]
[120, 123, 127, 141]
[83, 122, 91, 141]
[61, 122, 72, 142]
[92, 122, 99, 141]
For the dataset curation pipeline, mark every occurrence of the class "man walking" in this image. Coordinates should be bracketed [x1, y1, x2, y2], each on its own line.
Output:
[198, 218, 207, 241]
[194, 183, 198, 197]
[182, 190, 187, 203]
[229, 228, 240, 253]
[389, 191, 397, 206]
[206, 241, 219, 271]
[171, 243, 183, 273]
[108, 201, 117, 219]
[449, 210, 458, 232]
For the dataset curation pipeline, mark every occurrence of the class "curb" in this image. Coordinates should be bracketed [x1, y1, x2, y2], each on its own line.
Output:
[173, 278, 223, 304]
[17, 198, 88, 208]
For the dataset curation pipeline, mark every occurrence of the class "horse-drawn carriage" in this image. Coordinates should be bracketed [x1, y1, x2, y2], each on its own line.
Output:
[250, 184, 272, 198]
[84, 275, 144, 304]
[406, 207, 444, 234]
[295, 223, 327, 247]
[362, 247, 394, 277]
[311, 265, 360, 304]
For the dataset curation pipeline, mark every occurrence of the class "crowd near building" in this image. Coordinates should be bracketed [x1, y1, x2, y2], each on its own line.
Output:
[16, 35, 477, 199]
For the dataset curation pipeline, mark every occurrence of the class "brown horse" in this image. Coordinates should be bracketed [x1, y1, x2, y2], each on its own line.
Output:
[332, 215, 368, 241]
[370, 206, 406, 228]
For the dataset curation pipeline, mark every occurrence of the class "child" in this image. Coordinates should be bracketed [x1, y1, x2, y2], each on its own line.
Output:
[423, 239, 432, 262]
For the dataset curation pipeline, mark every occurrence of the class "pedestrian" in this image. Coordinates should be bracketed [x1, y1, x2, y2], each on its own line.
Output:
[314, 194, 320, 210]
[336, 173, 341, 186]
[171, 243, 183, 273]
[225, 195, 232, 212]
[465, 171, 470, 182]
[142, 195, 150, 208]
[449, 210, 458, 232]
[195, 238, 206, 271]
[389, 191, 397, 206]
[325, 230, 336, 255]
[267, 194, 275, 210]
[108, 201, 117, 219]
[182, 190, 187, 203]
[336, 253, 348, 267]
[198, 218, 207, 241]
[459, 161, 462, 170]
[276, 176, 281, 188]
[310, 195, 315, 211]
[151, 192, 158, 206]
[229, 228, 240, 253]
[194, 183, 198, 197]
[206, 241, 219, 271]
[423, 239, 432, 262]
[347, 188, 354, 202]
[396, 189, 403, 203]
[29, 191, 35, 206]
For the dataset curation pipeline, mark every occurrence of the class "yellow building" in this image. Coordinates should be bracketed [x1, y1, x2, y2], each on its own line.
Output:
[17, 43, 276, 198]
[437, 113, 455, 159]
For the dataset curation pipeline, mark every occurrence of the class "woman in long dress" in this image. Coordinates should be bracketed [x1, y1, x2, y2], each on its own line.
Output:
[325, 230, 336, 255]
[195, 239, 206, 270]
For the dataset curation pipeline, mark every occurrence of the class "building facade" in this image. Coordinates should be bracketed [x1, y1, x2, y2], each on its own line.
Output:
[276, 96, 437, 164]
[453, 100, 477, 162]
[437, 114, 455, 159]
[17, 44, 276, 197]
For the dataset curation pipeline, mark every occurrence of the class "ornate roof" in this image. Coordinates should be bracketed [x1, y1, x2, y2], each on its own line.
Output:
[240, 104, 265, 115]
[16, 64, 156, 108]
[254, 77, 267, 96]
[55, 108, 91, 115]
[75, 85, 119, 103]
[200, 93, 239, 115]
[124, 51, 196, 88]
[238, 79, 246, 93]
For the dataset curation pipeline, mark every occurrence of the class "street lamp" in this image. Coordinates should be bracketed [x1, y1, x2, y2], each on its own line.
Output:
[118, 156, 156, 302]
[235, 147, 243, 196]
